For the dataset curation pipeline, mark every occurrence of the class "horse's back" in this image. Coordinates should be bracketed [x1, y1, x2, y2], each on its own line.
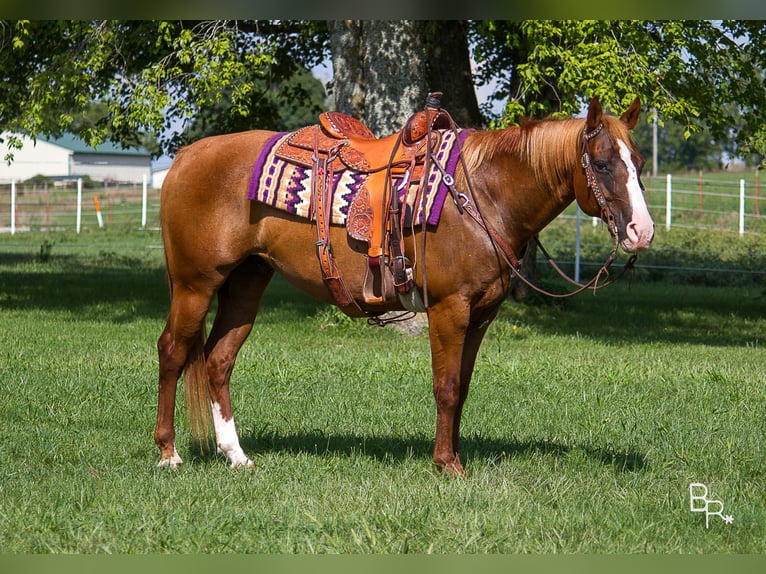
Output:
[163, 130, 278, 200]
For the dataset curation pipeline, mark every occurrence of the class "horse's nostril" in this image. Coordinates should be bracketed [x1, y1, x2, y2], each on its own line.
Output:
[625, 221, 653, 251]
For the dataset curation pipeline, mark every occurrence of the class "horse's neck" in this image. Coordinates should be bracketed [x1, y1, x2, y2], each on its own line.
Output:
[467, 121, 581, 245]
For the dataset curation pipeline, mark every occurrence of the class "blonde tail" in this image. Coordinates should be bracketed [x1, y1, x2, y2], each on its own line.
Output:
[183, 327, 212, 450]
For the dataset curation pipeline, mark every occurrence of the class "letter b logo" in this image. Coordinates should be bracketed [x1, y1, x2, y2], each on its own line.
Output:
[689, 483, 709, 513]
[689, 483, 732, 528]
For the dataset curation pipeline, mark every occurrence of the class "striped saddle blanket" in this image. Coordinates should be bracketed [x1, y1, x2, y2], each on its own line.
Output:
[247, 128, 470, 229]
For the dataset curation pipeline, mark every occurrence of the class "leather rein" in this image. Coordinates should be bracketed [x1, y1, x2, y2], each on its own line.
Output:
[438, 118, 637, 300]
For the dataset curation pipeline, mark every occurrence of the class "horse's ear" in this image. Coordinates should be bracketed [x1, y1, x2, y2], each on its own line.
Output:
[586, 96, 603, 130]
[620, 97, 641, 130]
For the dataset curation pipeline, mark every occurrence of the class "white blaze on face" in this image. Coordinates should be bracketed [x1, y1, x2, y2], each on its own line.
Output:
[617, 139, 654, 251]
[211, 401, 254, 468]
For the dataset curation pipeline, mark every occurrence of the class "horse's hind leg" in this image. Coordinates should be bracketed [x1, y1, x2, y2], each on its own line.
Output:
[156, 284, 215, 468]
[206, 256, 274, 468]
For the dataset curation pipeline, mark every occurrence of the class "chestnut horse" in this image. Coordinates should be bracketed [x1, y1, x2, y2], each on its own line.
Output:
[155, 96, 654, 476]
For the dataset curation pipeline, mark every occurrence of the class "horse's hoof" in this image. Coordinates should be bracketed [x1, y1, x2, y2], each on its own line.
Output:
[443, 462, 466, 478]
[435, 454, 466, 477]
[229, 457, 255, 469]
[157, 448, 183, 469]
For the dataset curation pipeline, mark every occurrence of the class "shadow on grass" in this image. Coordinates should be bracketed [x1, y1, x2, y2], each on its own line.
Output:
[2, 249, 762, 348]
[0, 252, 323, 323]
[0, 253, 170, 322]
[219, 431, 648, 474]
[497, 279, 766, 347]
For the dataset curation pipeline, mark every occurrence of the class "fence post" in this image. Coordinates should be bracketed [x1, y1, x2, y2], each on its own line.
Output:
[666, 173, 672, 231]
[93, 195, 104, 228]
[76, 178, 82, 234]
[10, 180, 16, 235]
[141, 174, 148, 228]
[739, 179, 745, 236]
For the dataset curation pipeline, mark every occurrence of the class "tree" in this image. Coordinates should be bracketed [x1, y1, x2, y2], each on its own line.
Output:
[328, 20, 428, 135]
[326, 21, 481, 135]
[424, 21, 483, 129]
[470, 20, 766, 162]
[0, 20, 326, 160]
[183, 67, 328, 143]
[632, 117, 732, 173]
[2, 20, 765, 165]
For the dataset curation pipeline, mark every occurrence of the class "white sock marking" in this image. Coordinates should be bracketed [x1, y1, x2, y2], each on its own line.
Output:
[211, 401, 253, 468]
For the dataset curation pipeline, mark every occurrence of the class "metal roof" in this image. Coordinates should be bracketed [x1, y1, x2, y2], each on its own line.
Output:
[40, 133, 151, 157]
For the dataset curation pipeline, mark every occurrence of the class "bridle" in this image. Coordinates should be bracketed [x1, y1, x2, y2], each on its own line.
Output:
[444, 118, 637, 299]
[373, 111, 640, 327]
[580, 122, 619, 241]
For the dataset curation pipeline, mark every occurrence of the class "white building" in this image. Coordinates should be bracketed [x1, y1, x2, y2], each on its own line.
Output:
[1, 133, 152, 184]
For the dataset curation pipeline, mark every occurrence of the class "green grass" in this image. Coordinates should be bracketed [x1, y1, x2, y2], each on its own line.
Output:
[0, 229, 764, 553]
[537, 218, 766, 287]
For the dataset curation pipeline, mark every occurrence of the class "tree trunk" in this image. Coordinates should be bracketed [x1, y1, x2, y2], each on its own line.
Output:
[327, 20, 365, 120]
[425, 21, 483, 128]
[364, 21, 428, 135]
[328, 20, 482, 132]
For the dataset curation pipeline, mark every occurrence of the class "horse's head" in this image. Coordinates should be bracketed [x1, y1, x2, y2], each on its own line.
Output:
[575, 96, 654, 253]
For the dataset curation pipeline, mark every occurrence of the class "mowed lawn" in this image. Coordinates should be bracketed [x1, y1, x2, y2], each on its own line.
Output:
[0, 230, 764, 553]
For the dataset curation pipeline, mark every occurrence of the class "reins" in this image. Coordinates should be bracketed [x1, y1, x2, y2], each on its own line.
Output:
[366, 101, 640, 328]
[432, 115, 637, 300]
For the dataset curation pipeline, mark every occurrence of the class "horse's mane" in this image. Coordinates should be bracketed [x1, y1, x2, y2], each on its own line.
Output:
[461, 115, 631, 193]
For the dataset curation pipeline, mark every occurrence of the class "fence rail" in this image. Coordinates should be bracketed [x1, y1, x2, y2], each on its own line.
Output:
[3, 172, 763, 236]
[2, 172, 764, 285]
[1, 177, 160, 233]
[645, 172, 762, 236]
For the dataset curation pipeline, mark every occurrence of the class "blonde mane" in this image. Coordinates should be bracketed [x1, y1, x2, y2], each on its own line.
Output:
[461, 115, 632, 193]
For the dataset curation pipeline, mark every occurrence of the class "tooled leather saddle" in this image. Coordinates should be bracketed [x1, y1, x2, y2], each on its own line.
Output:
[274, 92, 455, 316]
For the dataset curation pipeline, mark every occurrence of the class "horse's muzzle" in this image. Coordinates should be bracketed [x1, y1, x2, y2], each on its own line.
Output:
[621, 220, 655, 253]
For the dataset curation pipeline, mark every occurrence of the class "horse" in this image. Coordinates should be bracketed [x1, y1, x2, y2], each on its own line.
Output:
[154, 96, 654, 476]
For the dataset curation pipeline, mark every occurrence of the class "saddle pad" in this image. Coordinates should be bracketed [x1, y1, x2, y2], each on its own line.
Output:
[247, 128, 471, 228]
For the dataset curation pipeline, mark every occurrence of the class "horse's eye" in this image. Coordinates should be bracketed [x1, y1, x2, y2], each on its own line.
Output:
[594, 161, 609, 173]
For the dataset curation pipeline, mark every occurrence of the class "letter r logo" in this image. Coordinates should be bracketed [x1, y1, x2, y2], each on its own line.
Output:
[689, 482, 733, 528]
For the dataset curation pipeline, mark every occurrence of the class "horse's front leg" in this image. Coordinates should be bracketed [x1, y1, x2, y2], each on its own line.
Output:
[427, 300, 494, 476]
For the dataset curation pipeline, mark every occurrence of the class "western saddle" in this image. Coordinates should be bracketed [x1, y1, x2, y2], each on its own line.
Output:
[276, 92, 455, 317]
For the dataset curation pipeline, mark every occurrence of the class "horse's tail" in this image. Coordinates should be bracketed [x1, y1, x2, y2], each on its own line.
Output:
[183, 326, 213, 450]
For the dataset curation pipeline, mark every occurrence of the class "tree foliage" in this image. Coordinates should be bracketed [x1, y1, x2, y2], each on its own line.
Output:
[470, 20, 766, 161]
[0, 20, 326, 160]
[1, 19, 765, 166]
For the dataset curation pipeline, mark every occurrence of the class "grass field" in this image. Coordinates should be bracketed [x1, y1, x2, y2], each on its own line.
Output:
[0, 228, 764, 553]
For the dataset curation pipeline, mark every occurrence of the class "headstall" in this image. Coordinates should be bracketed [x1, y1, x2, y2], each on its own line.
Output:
[580, 122, 619, 241]
[440, 119, 636, 300]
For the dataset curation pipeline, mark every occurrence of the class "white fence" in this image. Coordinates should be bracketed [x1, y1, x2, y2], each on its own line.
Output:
[2, 170, 764, 239]
[1, 176, 158, 233]
[661, 174, 758, 235]
[541, 171, 765, 283]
